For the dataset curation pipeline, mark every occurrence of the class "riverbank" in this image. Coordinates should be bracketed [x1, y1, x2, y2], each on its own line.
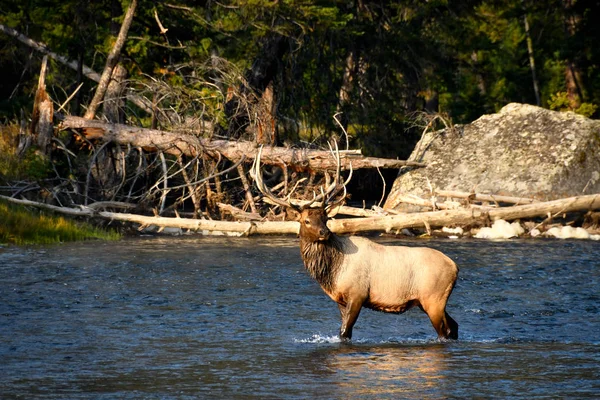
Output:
[0, 198, 120, 245]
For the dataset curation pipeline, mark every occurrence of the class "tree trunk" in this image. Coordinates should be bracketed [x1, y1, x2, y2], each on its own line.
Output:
[562, 0, 584, 109]
[104, 63, 128, 124]
[336, 50, 356, 130]
[522, 12, 541, 106]
[222, 34, 287, 141]
[57, 115, 426, 171]
[90, 63, 129, 202]
[31, 56, 54, 157]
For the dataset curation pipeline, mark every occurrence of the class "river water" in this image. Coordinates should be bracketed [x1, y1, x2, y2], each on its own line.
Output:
[1, 236, 599, 399]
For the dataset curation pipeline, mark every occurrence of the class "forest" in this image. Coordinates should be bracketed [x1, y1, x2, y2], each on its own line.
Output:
[1, 0, 599, 233]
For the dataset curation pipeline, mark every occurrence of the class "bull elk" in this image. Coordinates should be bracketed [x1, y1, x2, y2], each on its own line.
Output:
[252, 146, 459, 341]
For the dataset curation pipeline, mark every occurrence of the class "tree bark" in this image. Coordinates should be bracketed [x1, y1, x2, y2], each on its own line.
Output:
[84, 0, 137, 119]
[57, 115, 426, 171]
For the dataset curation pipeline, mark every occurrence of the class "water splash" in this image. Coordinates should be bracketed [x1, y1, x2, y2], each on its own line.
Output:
[294, 334, 341, 344]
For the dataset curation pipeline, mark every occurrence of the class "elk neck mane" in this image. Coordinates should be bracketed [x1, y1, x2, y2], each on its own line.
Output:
[299, 234, 345, 292]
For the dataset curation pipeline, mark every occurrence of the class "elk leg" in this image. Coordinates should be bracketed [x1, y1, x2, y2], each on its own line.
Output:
[424, 305, 458, 340]
[338, 300, 362, 341]
[445, 312, 459, 340]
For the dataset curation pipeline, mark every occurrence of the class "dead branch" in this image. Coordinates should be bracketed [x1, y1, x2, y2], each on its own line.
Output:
[84, 0, 138, 119]
[262, 197, 387, 217]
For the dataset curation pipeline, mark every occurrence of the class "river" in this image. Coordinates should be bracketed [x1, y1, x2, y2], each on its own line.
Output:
[1, 236, 599, 398]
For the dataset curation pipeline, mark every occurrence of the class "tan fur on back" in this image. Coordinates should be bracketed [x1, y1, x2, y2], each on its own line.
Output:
[328, 236, 458, 313]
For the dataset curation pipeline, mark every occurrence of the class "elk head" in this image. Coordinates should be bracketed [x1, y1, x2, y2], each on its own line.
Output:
[251, 144, 352, 240]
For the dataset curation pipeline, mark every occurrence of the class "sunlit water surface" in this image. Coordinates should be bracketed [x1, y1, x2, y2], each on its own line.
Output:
[1, 236, 599, 399]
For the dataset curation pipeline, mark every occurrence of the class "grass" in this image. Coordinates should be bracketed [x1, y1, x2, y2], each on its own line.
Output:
[1, 122, 120, 245]
[0, 198, 121, 245]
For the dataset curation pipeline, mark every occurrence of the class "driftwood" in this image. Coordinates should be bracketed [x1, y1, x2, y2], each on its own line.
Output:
[0, 195, 298, 235]
[217, 203, 262, 221]
[3, 193, 599, 236]
[388, 193, 458, 210]
[57, 115, 425, 172]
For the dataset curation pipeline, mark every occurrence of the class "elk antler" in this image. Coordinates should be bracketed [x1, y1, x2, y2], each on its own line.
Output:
[252, 143, 352, 211]
[252, 146, 300, 211]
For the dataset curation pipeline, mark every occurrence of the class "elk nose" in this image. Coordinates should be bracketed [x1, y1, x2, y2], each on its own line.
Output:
[319, 227, 330, 239]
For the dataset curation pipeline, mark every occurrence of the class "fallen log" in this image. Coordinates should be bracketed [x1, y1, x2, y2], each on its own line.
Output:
[331, 193, 600, 234]
[217, 203, 262, 221]
[0, 195, 299, 235]
[387, 193, 460, 210]
[57, 115, 425, 172]
[3, 193, 599, 236]
[263, 197, 389, 217]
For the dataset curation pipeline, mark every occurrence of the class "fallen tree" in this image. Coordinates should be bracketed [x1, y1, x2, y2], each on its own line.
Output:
[3, 193, 598, 236]
[331, 193, 600, 234]
[57, 115, 425, 172]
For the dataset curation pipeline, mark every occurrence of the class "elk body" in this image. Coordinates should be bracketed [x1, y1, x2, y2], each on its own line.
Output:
[299, 206, 459, 341]
[253, 146, 459, 341]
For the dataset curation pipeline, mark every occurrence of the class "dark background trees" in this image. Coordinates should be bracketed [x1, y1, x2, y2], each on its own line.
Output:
[1, 0, 599, 158]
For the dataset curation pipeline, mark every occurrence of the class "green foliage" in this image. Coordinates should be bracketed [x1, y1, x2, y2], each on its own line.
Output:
[548, 91, 598, 117]
[575, 102, 599, 118]
[547, 91, 571, 111]
[1, 0, 600, 162]
[0, 198, 121, 245]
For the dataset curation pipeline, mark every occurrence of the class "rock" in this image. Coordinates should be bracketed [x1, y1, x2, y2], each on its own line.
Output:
[544, 226, 593, 240]
[385, 103, 600, 210]
[474, 219, 525, 239]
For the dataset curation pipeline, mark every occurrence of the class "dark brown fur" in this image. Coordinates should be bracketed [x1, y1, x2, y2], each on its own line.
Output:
[300, 234, 344, 293]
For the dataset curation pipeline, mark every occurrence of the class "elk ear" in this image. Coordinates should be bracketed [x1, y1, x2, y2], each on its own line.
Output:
[287, 207, 301, 221]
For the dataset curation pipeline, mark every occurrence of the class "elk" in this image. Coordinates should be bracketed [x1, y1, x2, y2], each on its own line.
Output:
[252, 146, 459, 341]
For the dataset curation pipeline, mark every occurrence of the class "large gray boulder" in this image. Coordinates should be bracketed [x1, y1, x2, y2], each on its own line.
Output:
[385, 103, 600, 210]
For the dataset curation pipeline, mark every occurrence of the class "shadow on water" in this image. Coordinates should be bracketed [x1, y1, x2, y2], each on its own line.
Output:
[1, 236, 599, 398]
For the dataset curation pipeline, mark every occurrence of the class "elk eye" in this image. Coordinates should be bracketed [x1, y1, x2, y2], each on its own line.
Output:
[304, 219, 311, 225]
